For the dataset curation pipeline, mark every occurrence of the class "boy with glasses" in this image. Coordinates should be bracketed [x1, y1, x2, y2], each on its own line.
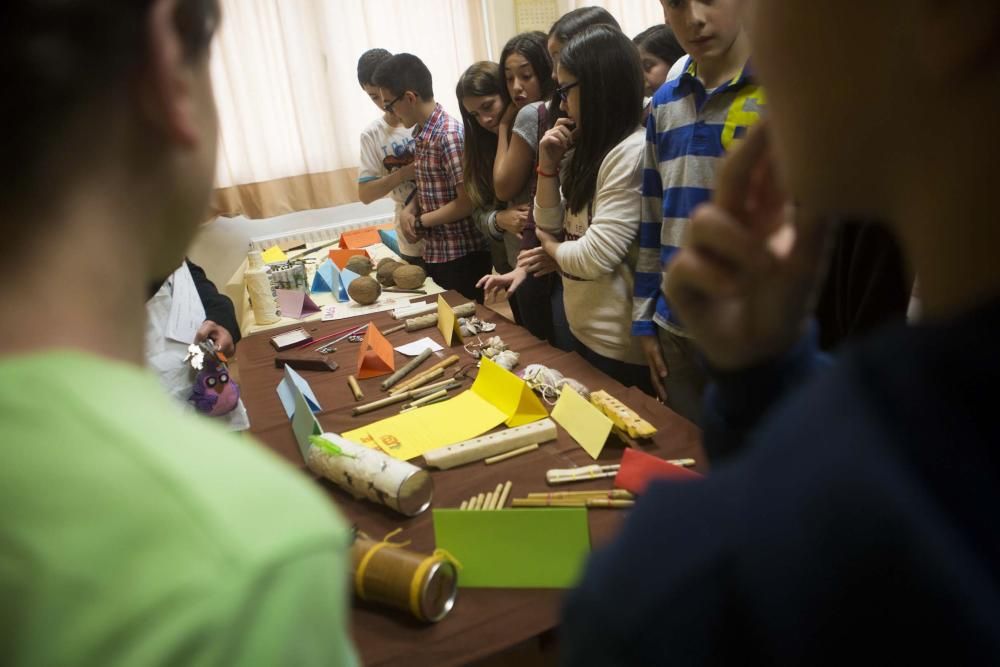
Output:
[373, 53, 490, 302]
[356, 48, 423, 265]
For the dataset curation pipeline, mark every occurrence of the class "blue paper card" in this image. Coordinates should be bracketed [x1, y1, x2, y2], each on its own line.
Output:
[311, 259, 360, 302]
[379, 229, 400, 256]
[276, 366, 321, 420]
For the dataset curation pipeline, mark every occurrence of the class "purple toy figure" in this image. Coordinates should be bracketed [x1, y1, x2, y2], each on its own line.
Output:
[186, 341, 240, 417]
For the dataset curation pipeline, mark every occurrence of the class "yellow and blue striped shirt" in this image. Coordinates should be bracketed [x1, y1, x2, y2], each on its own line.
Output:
[632, 57, 766, 336]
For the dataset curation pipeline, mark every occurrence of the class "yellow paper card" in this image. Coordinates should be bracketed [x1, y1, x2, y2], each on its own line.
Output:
[551, 386, 613, 459]
[437, 295, 463, 346]
[342, 391, 507, 461]
[261, 246, 288, 264]
[472, 357, 548, 427]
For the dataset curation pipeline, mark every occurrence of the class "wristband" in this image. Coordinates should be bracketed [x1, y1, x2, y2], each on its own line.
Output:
[536, 165, 558, 178]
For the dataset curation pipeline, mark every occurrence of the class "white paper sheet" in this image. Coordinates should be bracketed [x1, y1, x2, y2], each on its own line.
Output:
[395, 337, 443, 356]
[165, 263, 206, 344]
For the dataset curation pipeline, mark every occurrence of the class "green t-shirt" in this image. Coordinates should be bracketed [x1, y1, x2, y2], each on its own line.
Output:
[0, 351, 357, 666]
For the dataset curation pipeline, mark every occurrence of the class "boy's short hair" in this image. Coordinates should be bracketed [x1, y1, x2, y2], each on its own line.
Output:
[372, 53, 434, 100]
[357, 48, 392, 87]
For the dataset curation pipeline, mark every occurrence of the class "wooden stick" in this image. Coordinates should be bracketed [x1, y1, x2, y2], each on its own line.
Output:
[511, 498, 635, 509]
[527, 489, 634, 500]
[482, 491, 495, 511]
[380, 347, 433, 390]
[382, 323, 406, 335]
[347, 375, 364, 401]
[411, 379, 461, 398]
[546, 469, 618, 485]
[384, 287, 427, 294]
[389, 367, 444, 394]
[352, 391, 414, 416]
[391, 354, 460, 393]
[496, 480, 512, 510]
[488, 483, 504, 510]
[459, 499, 469, 511]
[409, 389, 447, 408]
[475, 493, 486, 510]
[484, 443, 539, 465]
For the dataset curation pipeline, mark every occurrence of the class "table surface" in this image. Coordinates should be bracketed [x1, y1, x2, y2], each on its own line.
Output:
[237, 291, 705, 666]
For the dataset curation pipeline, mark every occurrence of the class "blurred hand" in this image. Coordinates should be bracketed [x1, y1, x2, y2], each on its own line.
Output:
[638, 335, 669, 402]
[398, 162, 417, 182]
[195, 320, 235, 358]
[500, 102, 518, 129]
[664, 121, 832, 371]
[517, 245, 558, 275]
[400, 208, 420, 243]
[538, 118, 577, 174]
[476, 267, 528, 302]
[496, 204, 530, 237]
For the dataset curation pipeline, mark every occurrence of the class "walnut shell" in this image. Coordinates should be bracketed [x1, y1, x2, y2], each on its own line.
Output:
[347, 276, 381, 305]
[392, 264, 427, 290]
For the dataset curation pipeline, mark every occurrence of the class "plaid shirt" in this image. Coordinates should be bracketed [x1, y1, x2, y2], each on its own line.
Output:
[413, 103, 487, 263]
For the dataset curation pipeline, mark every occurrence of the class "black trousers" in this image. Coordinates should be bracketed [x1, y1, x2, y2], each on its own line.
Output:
[425, 251, 492, 304]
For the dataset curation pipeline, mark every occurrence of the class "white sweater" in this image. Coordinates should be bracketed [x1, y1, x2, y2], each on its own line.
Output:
[534, 127, 646, 364]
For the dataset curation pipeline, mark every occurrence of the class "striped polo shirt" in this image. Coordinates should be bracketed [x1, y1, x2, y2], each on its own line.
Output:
[632, 57, 765, 336]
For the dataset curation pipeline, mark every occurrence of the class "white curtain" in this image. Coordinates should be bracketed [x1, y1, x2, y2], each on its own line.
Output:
[556, 1, 665, 40]
[210, 0, 488, 216]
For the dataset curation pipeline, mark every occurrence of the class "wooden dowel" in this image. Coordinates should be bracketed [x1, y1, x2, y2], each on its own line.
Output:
[511, 498, 635, 509]
[389, 367, 444, 395]
[459, 499, 469, 511]
[488, 483, 504, 510]
[352, 391, 413, 416]
[546, 470, 618, 485]
[475, 493, 486, 510]
[482, 491, 495, 511]
[382, 323, 407, 335]
[380, 347, 433, 391]
[527, 489, 634, 500]
[409, 389, 447, 408]
[347, 375, 364, 401]
[408, 377, 457, 398]
[496, 480, 512, 510]
[391, 355, 459, 393]
[484, 443, 539, 465]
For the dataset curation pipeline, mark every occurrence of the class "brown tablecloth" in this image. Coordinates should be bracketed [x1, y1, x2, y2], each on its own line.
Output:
[238, 291, 704, 666]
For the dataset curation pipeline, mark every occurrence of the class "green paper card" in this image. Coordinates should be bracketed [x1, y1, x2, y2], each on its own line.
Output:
[432, 508, 591, 588]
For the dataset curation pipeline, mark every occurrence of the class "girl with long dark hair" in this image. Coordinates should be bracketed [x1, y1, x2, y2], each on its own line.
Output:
[533, 25, 652, 389]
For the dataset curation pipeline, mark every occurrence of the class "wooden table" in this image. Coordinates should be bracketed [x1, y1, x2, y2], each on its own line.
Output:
[236, 291, 704, 666]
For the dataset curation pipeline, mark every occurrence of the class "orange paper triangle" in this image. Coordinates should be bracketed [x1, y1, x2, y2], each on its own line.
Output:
[356, 322, 396, 379]
[328, 248, 370, 270]
[339, 225, 391, 249]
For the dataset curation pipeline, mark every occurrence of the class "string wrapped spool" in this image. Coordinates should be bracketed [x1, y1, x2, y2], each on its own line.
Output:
[352, 532, 459, 623]
[306, 433, 433, 516]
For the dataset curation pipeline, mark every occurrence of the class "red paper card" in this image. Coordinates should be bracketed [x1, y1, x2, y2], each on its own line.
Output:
[613, 448, 702, 495]
[355, 322, 396, 379]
